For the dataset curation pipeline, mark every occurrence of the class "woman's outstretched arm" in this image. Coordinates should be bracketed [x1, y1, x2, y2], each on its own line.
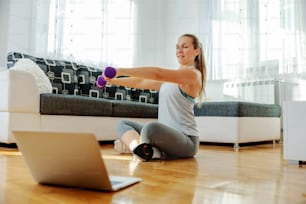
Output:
[109, 76, 162, 91]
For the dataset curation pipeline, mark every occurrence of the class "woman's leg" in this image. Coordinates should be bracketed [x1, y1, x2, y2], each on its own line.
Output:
[140, 122, 199, 159]
[116, 119, 144, 152]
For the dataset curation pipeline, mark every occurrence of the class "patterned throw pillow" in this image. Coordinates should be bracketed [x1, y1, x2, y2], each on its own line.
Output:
[7, 52, 79, 95]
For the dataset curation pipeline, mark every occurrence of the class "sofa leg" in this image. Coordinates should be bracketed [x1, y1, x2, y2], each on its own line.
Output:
[233, 143, 240, 151]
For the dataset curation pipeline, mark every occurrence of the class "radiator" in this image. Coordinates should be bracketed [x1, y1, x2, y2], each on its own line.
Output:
[223, 80, 277, 104]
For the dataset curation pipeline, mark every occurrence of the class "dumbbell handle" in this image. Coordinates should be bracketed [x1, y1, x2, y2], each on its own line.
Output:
[96, 66, 117, 88]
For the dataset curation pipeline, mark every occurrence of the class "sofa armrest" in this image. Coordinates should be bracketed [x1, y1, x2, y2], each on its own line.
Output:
[0, 69, 40, 113]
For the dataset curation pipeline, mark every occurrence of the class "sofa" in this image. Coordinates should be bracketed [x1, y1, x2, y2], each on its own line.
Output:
[0, 52, 282, 149]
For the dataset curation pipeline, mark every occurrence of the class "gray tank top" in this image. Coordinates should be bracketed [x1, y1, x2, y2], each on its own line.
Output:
[158, 82, 199, 136]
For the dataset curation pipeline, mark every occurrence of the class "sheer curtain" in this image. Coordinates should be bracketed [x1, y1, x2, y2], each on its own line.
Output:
[47, 0, 135, 67]
[203, 0, 282, 81]
[208, 0, 306, 78]
[196, 0, 306, 102]
[280, 0, 306, 77]
[42, 0, 306, 100]
[279, 0, 306, 101]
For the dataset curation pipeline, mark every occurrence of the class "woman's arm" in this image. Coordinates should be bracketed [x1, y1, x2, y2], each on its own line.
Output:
[116, 66, 199, 86]
[109, 77, 162, 91]
[107, 66, 201, 96]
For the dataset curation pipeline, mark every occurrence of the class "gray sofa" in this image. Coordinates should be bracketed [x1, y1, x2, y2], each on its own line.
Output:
[0, 52, 282, 148]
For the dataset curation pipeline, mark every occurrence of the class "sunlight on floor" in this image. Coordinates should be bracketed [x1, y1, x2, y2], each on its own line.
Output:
[0, 149, 21, 156]
[102, 154, 132, 161]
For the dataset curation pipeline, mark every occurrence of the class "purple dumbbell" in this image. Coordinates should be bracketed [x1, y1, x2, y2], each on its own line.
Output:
[96, 66, 117, 88]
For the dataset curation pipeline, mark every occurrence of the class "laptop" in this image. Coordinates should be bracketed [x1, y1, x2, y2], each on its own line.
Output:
[13, 130, 141, 191]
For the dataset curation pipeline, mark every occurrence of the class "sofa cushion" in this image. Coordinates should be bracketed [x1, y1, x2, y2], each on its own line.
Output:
[40, 94, 113, 116]
[112, 100, 158, 118]
[7, 52, 79, 95]
[194, 101, 281, 117]
[10, 58, 53, 94]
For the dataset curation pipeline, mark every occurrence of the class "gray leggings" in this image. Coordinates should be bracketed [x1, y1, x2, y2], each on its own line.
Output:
[117, 119, 199, 159]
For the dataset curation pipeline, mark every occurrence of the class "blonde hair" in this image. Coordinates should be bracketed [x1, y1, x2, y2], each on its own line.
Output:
[180, 34, 207, 103]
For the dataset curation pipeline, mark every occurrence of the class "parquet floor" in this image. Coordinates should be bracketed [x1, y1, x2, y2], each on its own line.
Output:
[0, 142, 305, 204]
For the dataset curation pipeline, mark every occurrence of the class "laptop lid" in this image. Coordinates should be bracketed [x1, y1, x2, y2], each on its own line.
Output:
[13, 130, 141, 191]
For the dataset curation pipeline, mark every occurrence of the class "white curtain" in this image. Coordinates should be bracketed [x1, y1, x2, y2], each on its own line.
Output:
[206, 0, 306, 81]
[199, 0, 306, 102]
[47, 0, 135, 67]
[202, 0, 280, 80]
[280, 0, 306, 77]
[43, 0, 306, 85]
[278, 0, 306, 101]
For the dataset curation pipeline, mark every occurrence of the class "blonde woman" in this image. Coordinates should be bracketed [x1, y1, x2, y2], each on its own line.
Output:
[108, 34, 206, 161]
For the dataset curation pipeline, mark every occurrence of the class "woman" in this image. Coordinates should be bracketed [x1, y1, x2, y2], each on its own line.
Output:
[107, 34, 206, 161]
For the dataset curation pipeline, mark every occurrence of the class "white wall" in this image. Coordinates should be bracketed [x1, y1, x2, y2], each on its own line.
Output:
[133, 0, 212, 69]
[0, 0, 49, 71]
[6, 0, 35, 54]
[0, 0, 10, 70]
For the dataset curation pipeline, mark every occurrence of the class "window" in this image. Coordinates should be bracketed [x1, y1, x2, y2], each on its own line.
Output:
[48, 0, 134, 67]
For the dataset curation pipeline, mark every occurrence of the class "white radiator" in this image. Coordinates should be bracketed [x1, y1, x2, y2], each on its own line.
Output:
[223, 80, 277, 104]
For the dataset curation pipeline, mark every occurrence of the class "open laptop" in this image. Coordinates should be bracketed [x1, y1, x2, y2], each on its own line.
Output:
[13, 130, 141, 191]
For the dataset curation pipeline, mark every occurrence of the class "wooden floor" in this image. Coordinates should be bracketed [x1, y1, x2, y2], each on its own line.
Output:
[0, 142, 305, 204]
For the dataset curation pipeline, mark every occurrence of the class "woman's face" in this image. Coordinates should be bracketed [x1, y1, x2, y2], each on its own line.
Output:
[176, 36, 199, 66]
